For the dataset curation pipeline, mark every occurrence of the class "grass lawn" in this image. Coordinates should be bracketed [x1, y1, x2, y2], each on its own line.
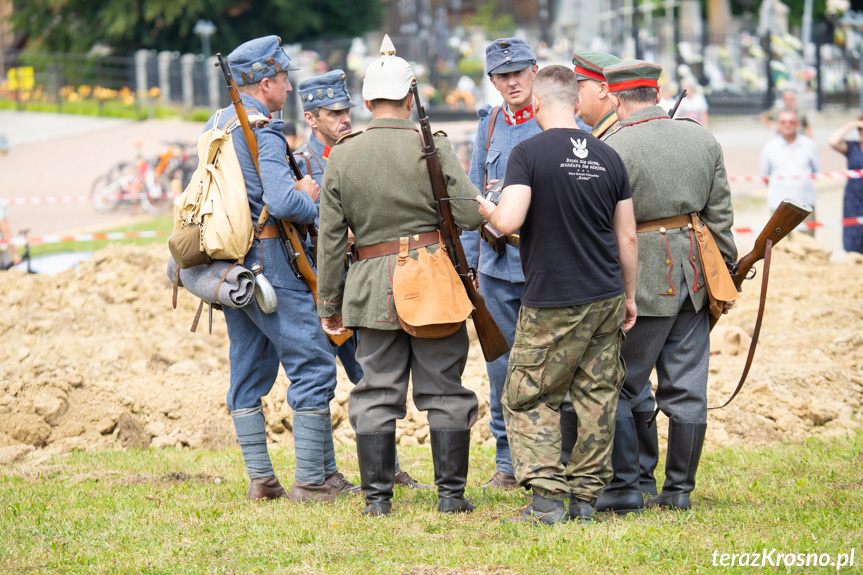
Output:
[1, 430, 861, 574]
[27, 214, 173, 259]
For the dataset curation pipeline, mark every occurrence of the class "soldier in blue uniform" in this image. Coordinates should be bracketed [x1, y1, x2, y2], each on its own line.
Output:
[212, 36, 358, 502]
[294, 70, 430, 490]
[464, 38, 577, 489]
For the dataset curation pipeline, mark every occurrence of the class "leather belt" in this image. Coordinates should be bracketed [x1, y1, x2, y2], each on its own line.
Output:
[636, 214, 692, 233]
[506, 233, 520, 247]
[255, 224, 281, 239]
[354, 230, 440, 261]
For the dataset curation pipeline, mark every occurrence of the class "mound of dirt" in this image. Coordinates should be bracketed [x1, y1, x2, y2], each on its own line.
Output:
[1, 234, 861, 465]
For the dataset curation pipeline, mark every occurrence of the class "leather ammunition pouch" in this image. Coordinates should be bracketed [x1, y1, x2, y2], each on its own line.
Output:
[391, 234, 472, 338]
[480, 223, 519, 256]
[689, 213, 738, 320]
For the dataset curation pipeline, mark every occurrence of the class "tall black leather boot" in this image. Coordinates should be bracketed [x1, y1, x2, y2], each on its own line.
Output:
[595, 417, 644, 515]
[430, 429, 476, 514]
[633, 411, 659, 497]
[355, 431, 396, 516]
[559, 405, 578, 466]
[647, 420, 707, 511]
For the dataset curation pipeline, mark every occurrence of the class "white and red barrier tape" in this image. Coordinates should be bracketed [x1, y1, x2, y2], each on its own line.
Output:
[728, 168, 863, 184]
[0, 217, 861, 248]
[0, 230, 170, 246]
[0, 168, 861, 207]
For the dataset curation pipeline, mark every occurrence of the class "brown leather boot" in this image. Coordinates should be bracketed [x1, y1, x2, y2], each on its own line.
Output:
[325, 472, 362, 496]
[246, 476, 287, 501]
[287, 482, 338, 503]
[482, 471, 519, 490]
[394, 470, 433, 490]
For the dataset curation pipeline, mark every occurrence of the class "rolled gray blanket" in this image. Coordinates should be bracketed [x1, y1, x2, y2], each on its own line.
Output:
[167, 256, 255, 308]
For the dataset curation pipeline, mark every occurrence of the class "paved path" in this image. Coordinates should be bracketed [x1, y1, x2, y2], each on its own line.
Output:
[0, 110, 203, 237]
[0, 109, 856, 253]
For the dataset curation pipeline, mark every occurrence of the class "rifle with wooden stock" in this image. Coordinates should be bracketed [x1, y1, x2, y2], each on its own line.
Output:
[410, 80, 510, 362]
[216, 54, 353, 347]
[708, 198, 812, 409]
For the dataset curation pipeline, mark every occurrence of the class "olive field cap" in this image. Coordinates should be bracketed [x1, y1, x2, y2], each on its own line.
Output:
[603, 59, 663, 92]
[572, 51, 621, 82]
[228, 35, 299, 86]
[486, 38, 536, 76]
[298, 70, 357, 112]
[362, 35, 415, 101]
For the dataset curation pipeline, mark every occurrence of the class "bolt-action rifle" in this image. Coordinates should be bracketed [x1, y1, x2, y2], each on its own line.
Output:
[216, 54, 353, 347]
[667, 88, 687, 118]
[410, 80, 510, 362]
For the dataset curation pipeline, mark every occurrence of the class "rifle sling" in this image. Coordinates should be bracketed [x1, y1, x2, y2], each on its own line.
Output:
[708, 237, 773, 410]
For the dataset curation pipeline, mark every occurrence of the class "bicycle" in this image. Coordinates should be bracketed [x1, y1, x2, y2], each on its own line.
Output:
[90, 141, 188, 215]
[1, 228, 33, 273]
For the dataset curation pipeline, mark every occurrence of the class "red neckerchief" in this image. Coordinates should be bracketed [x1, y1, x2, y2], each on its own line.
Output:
[503, 104, 534, 126]
[322, 146, 331, 162]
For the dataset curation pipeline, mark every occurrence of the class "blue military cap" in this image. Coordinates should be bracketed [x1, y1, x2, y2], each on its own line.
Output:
[297, 70, 357, 112]
[486, 37, 536, 76]
[228, 35, 299, 86]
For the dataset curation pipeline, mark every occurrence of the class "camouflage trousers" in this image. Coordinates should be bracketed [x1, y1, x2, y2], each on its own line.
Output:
[502, 294, 625, 502]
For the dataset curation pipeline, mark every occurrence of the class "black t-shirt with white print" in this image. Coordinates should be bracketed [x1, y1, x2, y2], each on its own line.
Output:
[503, 128, 632, 307]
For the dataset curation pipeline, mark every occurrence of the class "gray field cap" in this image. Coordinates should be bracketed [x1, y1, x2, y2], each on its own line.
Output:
[486, 38, 536, 76]
[228, 35, 299, 86]
[298, 70, 356, 112]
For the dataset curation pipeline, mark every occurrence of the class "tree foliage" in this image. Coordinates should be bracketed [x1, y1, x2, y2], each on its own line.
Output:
[10, 0, 383, 55]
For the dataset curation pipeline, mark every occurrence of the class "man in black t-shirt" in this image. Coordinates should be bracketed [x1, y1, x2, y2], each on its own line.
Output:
[476, 65, 638, 524]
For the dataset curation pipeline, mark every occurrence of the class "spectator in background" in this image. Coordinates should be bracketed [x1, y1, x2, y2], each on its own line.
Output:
[828, 115, 863, 253]
[676, 82, 709, 128]
[760, 108, 819, 235]
[658, 82, 677, 113]
[0, 203, 21, 270]
[760, 90, 813, 138]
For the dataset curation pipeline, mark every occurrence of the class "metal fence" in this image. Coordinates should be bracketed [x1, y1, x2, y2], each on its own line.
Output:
[3, 32, 863, 122]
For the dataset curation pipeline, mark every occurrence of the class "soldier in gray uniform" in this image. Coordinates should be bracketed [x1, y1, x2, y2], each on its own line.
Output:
[602, 60, 737, 511]
[316, 36, 483, 517]
[294, 70, 430, 490]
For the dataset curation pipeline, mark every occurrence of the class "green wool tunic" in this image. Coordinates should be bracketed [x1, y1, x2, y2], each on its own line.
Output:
[603, 105, 737, 318]
[317, 117, 483, 329]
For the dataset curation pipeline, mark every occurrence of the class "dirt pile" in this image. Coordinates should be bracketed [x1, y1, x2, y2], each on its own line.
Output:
[0, 235, 861, 465]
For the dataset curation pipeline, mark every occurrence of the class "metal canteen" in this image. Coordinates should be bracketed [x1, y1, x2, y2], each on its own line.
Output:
[250, 263, 278, 314]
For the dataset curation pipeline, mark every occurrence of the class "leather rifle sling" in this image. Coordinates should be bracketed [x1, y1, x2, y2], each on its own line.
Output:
[477, 106, 501, 259]
[708, 238, 773, 410]
[482, 106, 500, 193]
[647, 238, 774, 425]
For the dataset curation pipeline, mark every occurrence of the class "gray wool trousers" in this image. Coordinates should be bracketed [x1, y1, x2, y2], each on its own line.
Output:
[618, 275, 711, 423]
[349, 324, 478, 433]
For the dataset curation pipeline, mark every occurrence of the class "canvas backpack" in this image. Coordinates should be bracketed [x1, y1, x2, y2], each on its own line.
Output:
[171, 108, 268, 266]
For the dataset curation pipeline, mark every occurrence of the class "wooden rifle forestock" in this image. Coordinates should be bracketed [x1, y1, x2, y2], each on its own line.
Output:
[709, 199, 812, 331]
[410, 80, 509, 362]
[215, 54, 352, 346]
[729, 199, 812, 289]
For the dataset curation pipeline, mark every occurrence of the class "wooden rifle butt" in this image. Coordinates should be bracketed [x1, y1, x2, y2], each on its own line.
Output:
[464, 280, 510, 362]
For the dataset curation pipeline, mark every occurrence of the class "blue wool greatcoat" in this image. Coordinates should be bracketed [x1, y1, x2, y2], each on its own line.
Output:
[206, 94, 337, 413]
[294, 131, 326, 226]
[462, 104, 541, 475]
[294, 130, 364, 385]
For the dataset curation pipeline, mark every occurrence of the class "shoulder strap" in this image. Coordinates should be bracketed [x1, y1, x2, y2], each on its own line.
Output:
[708, 239, 773, 410]
[482, 106, 501, 193]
